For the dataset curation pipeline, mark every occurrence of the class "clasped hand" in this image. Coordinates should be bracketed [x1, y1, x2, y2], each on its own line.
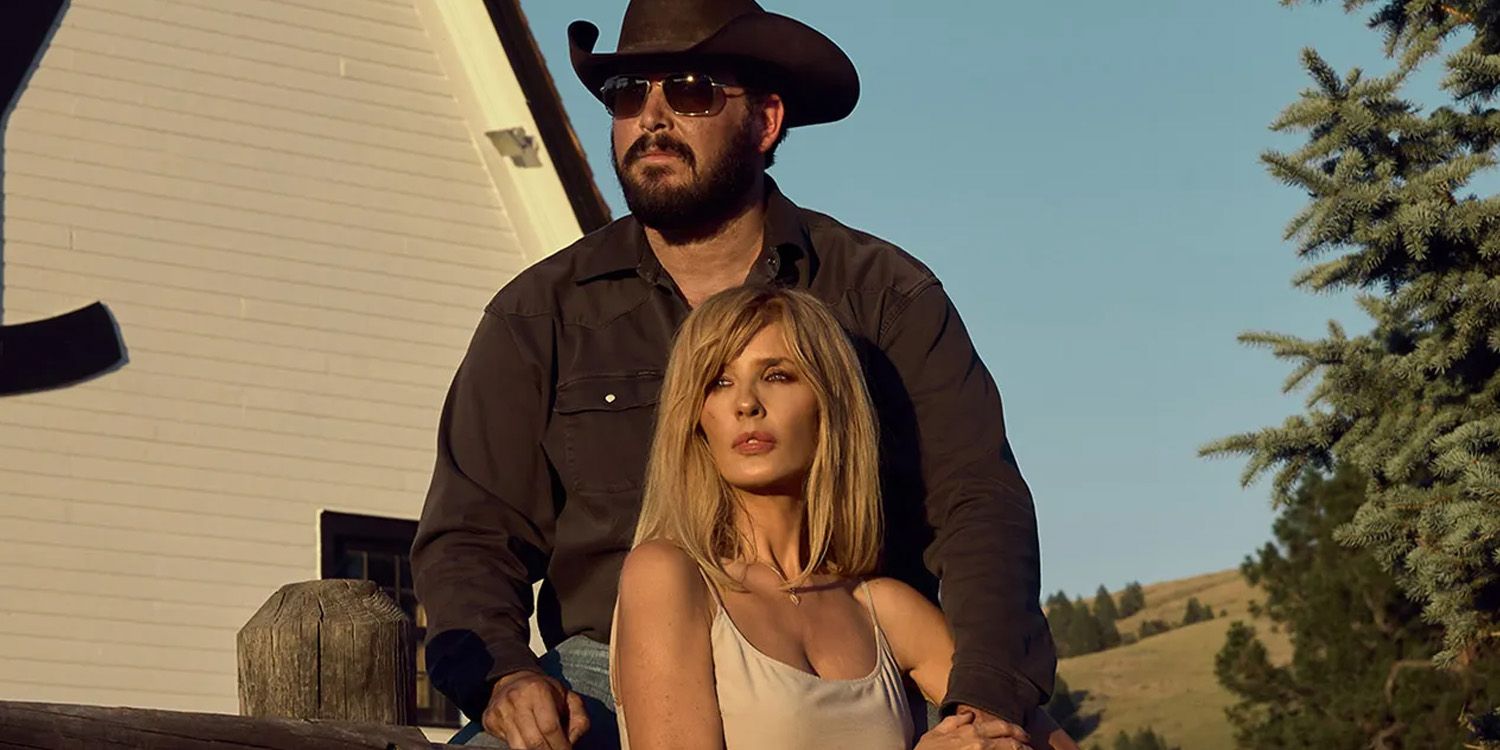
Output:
[484, 669, 589, 750]
[915, 706, 1035, 750]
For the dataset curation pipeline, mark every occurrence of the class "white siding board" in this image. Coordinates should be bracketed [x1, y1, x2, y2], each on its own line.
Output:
[0, 448, 419, 515]
[1, 496, 71, 523]
[0, 400, 432, 476]
[7, 165, 505, 251]
[18, 375, 434, 451]
[6, 115, 500, 207]
[0, 563, 279, 609]
[17, 97, 481, 183]
[65, 5, 348, 80]
[11, 286, 479, 364]
[49, 27, 449, 107]
[0, 518, 305, 573]
[4, 588, 249, 631]
[11, 130, 495, 226]
[0, 682, 232, 713]
[1, 0, 574, 717]
[0, 635, 227, 676]
[27, 61, 472, 152]
[272, 0, 424, 28]
[193, 0, 434, 51]
[4, 203, 518, 289]
[6, 493, 305, 547]
[0, 425, 419, 489]
[73, 0, 444, 73]
[0, 469, 324, 527]
[3, 241, 489, 328]
[0, 657, 234, 699]
[0, 560, 295, 613]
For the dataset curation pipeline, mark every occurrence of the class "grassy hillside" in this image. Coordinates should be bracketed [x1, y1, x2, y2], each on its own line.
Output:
[1054, 569, 1292, 749]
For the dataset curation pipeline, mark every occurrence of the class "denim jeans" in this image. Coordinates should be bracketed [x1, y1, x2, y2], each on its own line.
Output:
[450, 635, 620, 749]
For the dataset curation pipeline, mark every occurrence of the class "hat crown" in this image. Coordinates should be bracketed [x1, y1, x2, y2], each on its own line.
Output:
[617, 0, 765, 53]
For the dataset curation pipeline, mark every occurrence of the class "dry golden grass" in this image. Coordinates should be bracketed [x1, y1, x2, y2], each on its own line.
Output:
[1054, 569, 1292, 750]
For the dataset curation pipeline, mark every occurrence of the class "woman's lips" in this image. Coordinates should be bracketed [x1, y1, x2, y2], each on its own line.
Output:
[732, 431, 776, 455]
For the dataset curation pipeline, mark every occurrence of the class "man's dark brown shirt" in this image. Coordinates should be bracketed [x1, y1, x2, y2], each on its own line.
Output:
[412, 183, 1055, 725]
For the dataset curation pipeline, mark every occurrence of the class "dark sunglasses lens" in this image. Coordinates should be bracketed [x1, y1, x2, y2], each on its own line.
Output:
[602, 78, 648, 117]
[663, 75, 718, 115]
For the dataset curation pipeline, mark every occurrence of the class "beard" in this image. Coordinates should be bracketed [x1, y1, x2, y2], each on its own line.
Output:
[612, 113, 762, 237]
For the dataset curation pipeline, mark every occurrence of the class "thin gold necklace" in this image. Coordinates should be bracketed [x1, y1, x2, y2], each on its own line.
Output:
[755, 560, 803, 606]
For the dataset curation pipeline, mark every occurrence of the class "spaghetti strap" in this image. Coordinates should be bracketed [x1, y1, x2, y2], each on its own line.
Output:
[857, 579, 883, 642]
[696, 565, 727, 612]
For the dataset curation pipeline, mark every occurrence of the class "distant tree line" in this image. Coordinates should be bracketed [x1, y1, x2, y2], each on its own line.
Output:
[1047, 581, 1216, 658]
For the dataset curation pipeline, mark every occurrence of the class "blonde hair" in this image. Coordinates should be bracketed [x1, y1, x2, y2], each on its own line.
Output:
[634, 287, 883, 591]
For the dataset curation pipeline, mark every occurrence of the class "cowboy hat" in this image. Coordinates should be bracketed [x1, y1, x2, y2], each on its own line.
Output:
[568, 0, 859, 127]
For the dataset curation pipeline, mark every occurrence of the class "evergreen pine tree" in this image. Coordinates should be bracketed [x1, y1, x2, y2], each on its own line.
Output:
[1214, 465, 1500, 748]
[1064, 600, 1106, 657]
[1118, 582, 1147, 617]
[1094, 585, 1120, 622]
[1199, 0, 1500, 674]
[1047, 591, 1078, 657]
[1091, 586, 1123, 649]
[1183, 597, 1212, 625]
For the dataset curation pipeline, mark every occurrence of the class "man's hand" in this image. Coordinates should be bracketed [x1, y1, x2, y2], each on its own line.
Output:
[483, 670, 589, 750]
[946, 705, 1034, 750]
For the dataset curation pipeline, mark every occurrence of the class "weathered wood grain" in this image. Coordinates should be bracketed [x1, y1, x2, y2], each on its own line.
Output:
[0, 701, 441, 749]
[237, 579, 416, 724]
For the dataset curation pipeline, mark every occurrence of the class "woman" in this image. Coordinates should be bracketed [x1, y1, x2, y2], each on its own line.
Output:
[610, 287, 1075, 750]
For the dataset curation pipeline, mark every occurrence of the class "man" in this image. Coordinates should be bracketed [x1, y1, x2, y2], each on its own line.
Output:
[413, 1, 1056, 748]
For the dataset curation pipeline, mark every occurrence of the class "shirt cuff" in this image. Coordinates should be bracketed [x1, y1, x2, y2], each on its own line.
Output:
[941, 662, 1045, 726]
[427, 630, 543, 722]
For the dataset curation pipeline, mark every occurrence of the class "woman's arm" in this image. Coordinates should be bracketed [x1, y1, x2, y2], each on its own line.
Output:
[863, 577, 955, 705]
[613, 540, 725, 750]
[865, 578, 1080, 750]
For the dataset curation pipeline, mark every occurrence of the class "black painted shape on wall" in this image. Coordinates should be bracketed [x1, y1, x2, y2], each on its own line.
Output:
[1, 1, 66, 105]
[2, 2, 127, 396]
[0, 302, 125, 396]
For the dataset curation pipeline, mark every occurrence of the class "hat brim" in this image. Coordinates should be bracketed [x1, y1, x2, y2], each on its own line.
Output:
[568, 13, 858, 128]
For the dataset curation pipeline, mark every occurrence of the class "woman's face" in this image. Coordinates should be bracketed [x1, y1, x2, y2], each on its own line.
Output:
[699, 322, 821, 495]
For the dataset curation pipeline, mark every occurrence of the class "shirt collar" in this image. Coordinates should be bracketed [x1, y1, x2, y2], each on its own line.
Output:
[571, 178, 817, 288]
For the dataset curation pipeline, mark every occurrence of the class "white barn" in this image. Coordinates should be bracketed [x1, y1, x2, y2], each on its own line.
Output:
[0, 0, 607, 733]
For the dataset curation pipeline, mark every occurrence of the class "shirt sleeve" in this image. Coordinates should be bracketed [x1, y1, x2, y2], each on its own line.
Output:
[411, 308, 556, 721]
[878, 281, 1056, 724]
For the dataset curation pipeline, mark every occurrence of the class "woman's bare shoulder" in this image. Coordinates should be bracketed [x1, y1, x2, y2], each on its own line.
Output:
[861, 576, 940, 616]
[618, 540, 711, 609]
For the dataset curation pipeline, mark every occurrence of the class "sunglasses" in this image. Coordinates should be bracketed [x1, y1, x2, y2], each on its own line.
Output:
[600, 73, 745, 118]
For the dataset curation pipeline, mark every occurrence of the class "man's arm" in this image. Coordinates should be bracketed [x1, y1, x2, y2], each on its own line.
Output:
[878, 281, 1056, 725]
[412, 307, 556, 721]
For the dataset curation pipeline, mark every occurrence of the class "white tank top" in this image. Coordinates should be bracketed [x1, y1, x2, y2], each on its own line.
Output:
[613, 577, 915, 749]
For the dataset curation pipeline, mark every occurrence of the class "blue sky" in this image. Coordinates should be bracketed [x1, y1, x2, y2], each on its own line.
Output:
[516, 1, 1418, 597]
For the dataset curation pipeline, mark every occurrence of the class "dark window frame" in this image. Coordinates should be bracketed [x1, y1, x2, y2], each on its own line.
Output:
[320, 510, 461, 728]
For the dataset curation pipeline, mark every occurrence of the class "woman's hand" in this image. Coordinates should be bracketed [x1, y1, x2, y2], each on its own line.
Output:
[914, 713, 1034, 750]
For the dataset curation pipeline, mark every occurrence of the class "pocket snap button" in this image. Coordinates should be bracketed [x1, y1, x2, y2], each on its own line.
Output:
[604, 393, 616, 403]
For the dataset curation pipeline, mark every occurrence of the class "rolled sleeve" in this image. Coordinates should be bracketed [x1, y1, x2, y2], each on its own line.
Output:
[412, 308, 556, 720]
[878, 282, 1055, 723]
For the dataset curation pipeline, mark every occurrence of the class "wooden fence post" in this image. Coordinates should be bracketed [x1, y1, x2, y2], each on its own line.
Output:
[238, 579, 416, 725]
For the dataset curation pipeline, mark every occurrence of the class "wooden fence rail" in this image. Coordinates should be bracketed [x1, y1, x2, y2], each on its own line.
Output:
[0, 701, 449, 750]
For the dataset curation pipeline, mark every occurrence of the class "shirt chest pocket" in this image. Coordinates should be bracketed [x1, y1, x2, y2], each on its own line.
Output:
[552, 372, 663, 495]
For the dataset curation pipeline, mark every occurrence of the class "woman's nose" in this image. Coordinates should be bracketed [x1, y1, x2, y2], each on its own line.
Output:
[735, 388, 763, 419]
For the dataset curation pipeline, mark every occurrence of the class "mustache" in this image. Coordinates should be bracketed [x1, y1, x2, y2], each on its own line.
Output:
[623, 134, 696, 169]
